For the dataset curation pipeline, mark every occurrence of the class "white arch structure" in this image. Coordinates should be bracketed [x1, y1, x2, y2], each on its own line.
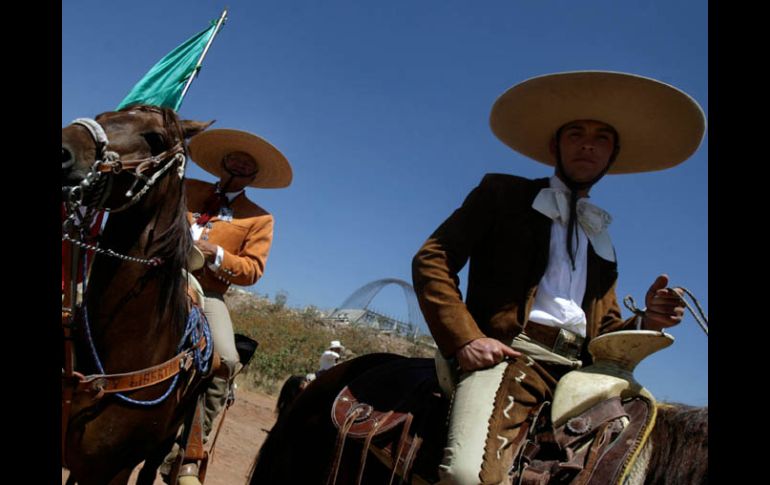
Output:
[333, 278, 428, 335]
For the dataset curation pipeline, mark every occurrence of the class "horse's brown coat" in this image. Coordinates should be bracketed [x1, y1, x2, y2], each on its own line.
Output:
[62, 106, 211, 485]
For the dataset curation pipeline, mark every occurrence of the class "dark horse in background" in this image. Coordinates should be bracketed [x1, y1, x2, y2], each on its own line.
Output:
[62, 106, 211, 485]
[250, 353, 708, 485]
[275, 374, 314, 417]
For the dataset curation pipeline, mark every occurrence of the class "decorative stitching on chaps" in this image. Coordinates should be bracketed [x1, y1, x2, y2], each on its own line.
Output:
[503, 395, 515, 419]
[479, 358, 556, 484]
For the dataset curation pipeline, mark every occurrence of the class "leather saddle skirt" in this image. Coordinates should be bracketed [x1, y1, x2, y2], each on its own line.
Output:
[329, 356, 655, 485]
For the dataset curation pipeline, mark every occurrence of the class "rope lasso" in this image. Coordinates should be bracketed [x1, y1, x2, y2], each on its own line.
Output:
[623, 286, 708, 336]
[78, 252, 213, 406]
[678, 287, 709, 335]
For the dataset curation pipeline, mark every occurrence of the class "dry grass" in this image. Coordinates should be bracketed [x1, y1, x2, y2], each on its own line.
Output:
[225, 289, 436, 395]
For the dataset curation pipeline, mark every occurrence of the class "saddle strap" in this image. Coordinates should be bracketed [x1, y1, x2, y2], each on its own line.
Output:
[388, 413, 414, 485]
[553, 396, 628, 450]
[327, 405, 365, 485]
[520, 465, 552, 485]
[184, 396, 208, 461]
[365, 415, 424, 485]
[571, 420, 621, 485]
[401, 434, 423, 484]
[586, 397, 654, 485]
[356, 410, 394, 485]
[207, 395, 233, 464]
[68, 335, 208, 399]
[333, 386, 409, 438]
[511, 401, 548, 480]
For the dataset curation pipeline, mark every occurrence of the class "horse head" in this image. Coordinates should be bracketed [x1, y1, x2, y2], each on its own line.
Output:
[61, 105, 211, 210]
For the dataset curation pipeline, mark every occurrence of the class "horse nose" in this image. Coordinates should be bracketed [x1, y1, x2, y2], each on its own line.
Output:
[62, 147, 74, 172]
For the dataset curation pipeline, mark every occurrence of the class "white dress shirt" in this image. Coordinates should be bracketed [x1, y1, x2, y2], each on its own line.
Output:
[190, 188, 245, 271]
[527, 176, 614, 337]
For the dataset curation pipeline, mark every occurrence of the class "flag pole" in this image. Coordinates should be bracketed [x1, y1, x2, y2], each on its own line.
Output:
[179, 8, 228, 106]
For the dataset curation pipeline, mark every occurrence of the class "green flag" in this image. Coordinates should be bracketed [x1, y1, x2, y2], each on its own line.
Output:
[117, 19, 220, 111]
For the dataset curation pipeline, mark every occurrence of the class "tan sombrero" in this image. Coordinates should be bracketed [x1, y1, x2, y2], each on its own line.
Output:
[489, 71, 706, 174]
[188, 129, 293, 188]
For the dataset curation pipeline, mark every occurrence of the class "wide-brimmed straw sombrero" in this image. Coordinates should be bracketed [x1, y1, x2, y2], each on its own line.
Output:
[489, 71, 706, 174]
[188, 129, 293, 188]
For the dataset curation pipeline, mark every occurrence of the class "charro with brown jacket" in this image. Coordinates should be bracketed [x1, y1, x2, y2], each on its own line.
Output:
[412, 71, 706, 485]
[413, 173, 632, 364]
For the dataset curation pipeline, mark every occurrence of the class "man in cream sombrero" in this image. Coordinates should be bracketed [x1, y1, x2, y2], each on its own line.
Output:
[162, 128, 292, 481]
[411, 71, 705, 484]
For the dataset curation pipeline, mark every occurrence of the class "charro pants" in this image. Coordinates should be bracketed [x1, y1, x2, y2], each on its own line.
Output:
[436, 336, 579, 485]
[200, 291, 240, 436]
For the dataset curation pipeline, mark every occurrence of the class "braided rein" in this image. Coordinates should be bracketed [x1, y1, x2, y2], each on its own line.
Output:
[623, 287, 708, 336]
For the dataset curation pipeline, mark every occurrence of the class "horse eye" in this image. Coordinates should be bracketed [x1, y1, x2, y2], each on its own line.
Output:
[143, 132, 167, 156]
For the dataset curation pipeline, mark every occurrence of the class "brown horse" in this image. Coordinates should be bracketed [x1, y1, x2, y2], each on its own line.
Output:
[249, 354, 707, 485]
[62, 106, 212, 485]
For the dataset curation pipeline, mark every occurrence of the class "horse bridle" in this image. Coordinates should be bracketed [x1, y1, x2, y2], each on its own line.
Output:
[62, 114, 187, 265]
[65, 116, 186, 214]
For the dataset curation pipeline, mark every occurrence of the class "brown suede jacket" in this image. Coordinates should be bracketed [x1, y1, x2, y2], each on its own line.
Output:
[412, 174, 635, 361]
[186, 178, 273, 295]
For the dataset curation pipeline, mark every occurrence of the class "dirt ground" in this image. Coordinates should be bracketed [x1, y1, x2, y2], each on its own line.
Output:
[62, 387, 278, 485]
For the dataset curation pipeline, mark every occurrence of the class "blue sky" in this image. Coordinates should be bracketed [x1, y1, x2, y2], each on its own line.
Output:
[62, 1, 708, 405]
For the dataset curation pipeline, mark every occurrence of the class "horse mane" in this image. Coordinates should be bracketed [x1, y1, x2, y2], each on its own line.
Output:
[105, 105, 193, 330]
[644, 403, 708, 485]
[146, 176, 192, 329]
[145, 105, 192, 328]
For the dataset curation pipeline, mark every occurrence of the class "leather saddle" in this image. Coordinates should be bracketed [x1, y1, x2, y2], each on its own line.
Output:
[329, 356, 654, 485]
[329, 357, 446, 485]
[512, 396, 654, 485]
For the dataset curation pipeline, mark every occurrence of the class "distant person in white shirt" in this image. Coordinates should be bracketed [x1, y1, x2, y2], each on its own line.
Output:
[318, 340, 345, 373]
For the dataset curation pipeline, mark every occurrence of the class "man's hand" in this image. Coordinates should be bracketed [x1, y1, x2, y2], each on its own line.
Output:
[642, 274, 685, 331]
[194, 239, 219, 263]
[455, 337, 521, 372]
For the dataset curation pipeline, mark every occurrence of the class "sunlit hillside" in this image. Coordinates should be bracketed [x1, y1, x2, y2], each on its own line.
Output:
[225, 288, 436, 394]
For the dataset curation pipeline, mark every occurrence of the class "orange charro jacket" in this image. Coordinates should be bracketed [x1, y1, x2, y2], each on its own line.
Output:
[185, 178, 273, 295]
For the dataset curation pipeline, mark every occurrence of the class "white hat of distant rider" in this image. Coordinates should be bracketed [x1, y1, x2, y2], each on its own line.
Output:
[328, 340, 345, 352]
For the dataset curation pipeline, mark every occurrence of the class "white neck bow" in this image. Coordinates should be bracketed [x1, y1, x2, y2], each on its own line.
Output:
[532, 188, 616, 262]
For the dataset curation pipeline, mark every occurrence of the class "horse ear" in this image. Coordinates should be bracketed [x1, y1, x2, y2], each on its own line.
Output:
[180, 119, 215, 140]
